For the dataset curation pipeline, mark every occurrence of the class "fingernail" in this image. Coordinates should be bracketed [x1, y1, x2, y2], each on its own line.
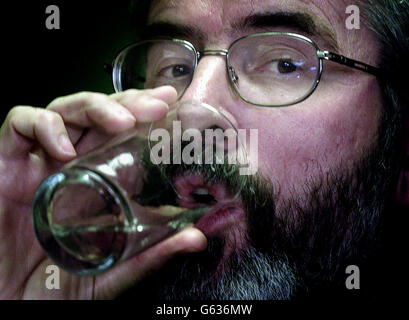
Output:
[150, 98, 169, 110]
[178, 229, 208, 254]
[135, 98, 169, 122]
[152, 85, 173, 92]
[58, 134, 76, 156]
[150, 86, 178, 102]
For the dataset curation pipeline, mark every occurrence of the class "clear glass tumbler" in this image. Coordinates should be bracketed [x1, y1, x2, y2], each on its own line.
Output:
[32, 100, 248, 275]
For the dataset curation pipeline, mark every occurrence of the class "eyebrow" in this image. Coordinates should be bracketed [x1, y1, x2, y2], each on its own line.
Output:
[235, 11, 339, 51]
[139, 22, 206, 42]
[142, 11, 338, 51]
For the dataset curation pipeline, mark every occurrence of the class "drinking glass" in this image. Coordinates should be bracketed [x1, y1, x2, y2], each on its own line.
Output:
[32, 100, 248, 275]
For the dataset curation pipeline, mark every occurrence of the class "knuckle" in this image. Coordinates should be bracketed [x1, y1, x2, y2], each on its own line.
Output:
[36, 109, 63, 126]
[76, 91, 108, 103]
[5, 106, 32, 127]
[77, 91, 110, 106]
[7, 105, 29, 119]
[48, 91, 110, 110]
[47, 96, 65, 110]
[118, 89, 144, 101]
[123, 88, 142, 96]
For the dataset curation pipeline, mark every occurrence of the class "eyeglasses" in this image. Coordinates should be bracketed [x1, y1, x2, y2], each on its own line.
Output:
[111, 32, 381, 107]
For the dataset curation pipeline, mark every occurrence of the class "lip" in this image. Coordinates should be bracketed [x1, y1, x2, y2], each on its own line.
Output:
[173, 173, 245, 236]
[194, 204, 244, 236]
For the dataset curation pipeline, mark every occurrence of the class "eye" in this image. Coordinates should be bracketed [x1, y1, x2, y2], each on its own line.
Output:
[266, 59, 299, 74]
[276, 60, 297, 73]
[172, 65, 191, 77]
[158, 64, 192, 79]
[250, 57, 304, 77]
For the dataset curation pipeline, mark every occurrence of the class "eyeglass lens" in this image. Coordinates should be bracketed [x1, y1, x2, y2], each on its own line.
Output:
[114, 35, 321, 106]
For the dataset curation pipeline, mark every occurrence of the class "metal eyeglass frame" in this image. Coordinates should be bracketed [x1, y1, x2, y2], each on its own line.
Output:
[111, 32, 382, 108]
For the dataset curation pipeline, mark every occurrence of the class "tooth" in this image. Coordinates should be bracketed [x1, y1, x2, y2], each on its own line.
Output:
[193, 188, 209, 195]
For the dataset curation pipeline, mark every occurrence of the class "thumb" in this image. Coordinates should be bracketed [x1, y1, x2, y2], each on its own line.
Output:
[93, 227, 207, 299]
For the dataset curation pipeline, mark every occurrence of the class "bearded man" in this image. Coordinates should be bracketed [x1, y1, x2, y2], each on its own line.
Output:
[0, 0, 407, 301]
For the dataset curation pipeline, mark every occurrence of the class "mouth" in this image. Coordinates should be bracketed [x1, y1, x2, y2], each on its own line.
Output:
[173, 173, 245, 237]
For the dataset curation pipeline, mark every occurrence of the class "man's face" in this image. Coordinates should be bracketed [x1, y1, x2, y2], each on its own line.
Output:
[125, 0, 390, 299]
[148, 0, 382, 205]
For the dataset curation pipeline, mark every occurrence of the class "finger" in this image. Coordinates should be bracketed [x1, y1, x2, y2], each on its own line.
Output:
[47, 86, 177, 135]
[47, 92, 137, 134]
[0, 106, 76, 161]
[111, 85, 178, 122]
[94, 227, 207, 299]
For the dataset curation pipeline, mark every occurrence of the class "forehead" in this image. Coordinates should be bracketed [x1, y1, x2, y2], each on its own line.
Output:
[148, 0, 354, 43]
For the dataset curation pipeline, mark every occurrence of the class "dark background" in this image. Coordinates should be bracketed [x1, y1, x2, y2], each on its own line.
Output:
[1, 1, 405, 306]
[1, 1, 137, 123]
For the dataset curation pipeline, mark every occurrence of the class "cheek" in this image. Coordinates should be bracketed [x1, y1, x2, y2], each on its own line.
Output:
[238, 79, 381, 198]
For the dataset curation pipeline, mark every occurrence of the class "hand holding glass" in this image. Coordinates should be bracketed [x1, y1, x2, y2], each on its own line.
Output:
[32, 100, 248, 275]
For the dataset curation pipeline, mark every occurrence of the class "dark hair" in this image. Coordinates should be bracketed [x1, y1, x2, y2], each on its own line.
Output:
[357, 0, 409, 300]
[360, 0, 409, 157]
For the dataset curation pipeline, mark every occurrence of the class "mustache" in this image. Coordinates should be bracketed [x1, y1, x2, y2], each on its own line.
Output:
[138, 146, 278, 249]
[135, 147, 250, 206]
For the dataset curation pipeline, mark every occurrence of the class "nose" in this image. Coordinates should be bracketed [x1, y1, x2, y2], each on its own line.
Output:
[176, 100, 239, 156]
[177, 100, 234, 133]
[179, 54, 240, 132]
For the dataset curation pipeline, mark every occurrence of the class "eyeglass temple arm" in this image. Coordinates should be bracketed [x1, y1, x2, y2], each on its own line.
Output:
[318, 51, 381, 76]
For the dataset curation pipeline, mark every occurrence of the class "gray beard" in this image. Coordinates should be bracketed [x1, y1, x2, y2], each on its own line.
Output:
[144, 237, 298, 300]
[118, 126, 397, 300]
